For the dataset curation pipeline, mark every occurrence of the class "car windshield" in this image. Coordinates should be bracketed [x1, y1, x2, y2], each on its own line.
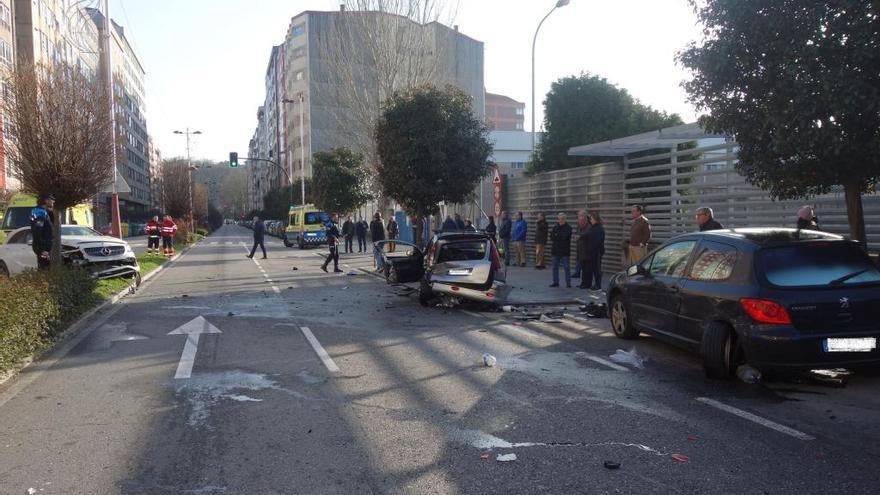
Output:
[437, 241, 487, 263]
[1, 207, 32, 230]
[758, 242, 880, 287]
[61, 226, 102, 237]
[305, 212, 329, 225]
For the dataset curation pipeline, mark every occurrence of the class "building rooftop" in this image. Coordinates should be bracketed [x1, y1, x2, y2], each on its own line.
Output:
[567, 122, 727, 157]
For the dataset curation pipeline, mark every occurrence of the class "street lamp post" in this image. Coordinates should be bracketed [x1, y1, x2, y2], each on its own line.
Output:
[281, 95, 306, 207]
[531, 0, 570, 155]
[173, 128, 202, 235]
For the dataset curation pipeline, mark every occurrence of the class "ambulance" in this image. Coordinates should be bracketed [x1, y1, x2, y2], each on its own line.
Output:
[0, 193, 93, 243]
[283, 204, 329, 248]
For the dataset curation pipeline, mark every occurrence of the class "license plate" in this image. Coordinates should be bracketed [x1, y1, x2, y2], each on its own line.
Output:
[823, 337, 877, 353]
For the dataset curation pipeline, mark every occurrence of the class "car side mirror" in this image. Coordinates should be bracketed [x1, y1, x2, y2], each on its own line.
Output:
[627, 264, 648, 277]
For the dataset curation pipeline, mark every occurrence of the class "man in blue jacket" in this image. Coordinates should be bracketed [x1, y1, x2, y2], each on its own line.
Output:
[30, 193, 55, 271]
[511, 211, 528, 267]
[247, 216, 267, 259]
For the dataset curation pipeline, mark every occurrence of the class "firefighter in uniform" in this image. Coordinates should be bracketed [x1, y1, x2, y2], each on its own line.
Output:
[145, 215, 161, 254]
[161, 215, 178, 257]
[29, 193, 55, 271]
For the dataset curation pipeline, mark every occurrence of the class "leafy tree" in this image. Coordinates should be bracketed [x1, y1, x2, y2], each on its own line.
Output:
[530, 73, 682, 174]
[2, 63, 117, 267]
[678, 0, 880, 246]
[311, 148, 373, 214]
[376, 85, 492, 245]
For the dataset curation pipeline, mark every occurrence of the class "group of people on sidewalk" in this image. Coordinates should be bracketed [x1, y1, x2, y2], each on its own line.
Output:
[339, 215, 397, 254]
[145, 214, 178, 257]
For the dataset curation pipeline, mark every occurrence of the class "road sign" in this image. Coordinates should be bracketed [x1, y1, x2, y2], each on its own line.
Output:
[492, 166, 503, 219]
[492, 167, 502, 184]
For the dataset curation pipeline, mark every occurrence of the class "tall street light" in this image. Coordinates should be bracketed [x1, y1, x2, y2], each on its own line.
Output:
[173, 128, 202, 235]
[531, 0, 570, 155]
[282, 94, 306, 207]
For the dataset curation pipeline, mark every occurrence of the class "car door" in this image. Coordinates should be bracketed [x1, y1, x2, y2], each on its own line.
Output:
[2, 230, 36, 275]
[378, 240, 424, 283]
[678, 241, 740, 345]
[630, 240, 697, 336]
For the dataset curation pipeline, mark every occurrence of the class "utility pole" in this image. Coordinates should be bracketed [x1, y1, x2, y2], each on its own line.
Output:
[281, 95, 307, 207]
[173, 128, 202, 235]
[102, 0, 121, 238]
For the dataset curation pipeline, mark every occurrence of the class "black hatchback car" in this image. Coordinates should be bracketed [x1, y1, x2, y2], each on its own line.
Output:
[606, 228, 880, 378]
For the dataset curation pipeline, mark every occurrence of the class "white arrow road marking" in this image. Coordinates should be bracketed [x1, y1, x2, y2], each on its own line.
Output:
[168, 316, 222, 379]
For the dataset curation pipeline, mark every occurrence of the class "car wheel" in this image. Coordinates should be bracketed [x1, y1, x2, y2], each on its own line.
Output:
[0, 261, 9, 277]
[283, 237, 293, 248]
[610, 294, 638, 339]
[419, 278, 433, 306]
[701, 321, 738, 379]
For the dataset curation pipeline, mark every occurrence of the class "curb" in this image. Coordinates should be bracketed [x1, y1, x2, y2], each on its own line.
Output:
[0, 239, 201, 389]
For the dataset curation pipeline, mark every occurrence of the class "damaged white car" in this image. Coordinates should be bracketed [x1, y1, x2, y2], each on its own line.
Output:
[376, 232, 510, 306]
[0, 225, 140, 282]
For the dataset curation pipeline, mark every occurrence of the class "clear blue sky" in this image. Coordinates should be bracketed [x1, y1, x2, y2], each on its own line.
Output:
[111, 0, 702, 162]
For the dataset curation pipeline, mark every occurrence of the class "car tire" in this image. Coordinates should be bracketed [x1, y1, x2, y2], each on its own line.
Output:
[419, 278, 433, 306]
[701, 321, 737, 379]
[283, 237, 293, 248]
[610, 294, 638, 339]
[0, 261, 9, 277]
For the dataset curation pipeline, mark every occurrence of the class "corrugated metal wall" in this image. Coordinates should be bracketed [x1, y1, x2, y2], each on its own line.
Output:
[506, 141, 880, 274]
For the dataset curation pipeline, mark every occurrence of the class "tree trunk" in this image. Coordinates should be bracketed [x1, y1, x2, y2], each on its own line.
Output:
[415, 213, 424, 250]
[843, 182, 867, 250]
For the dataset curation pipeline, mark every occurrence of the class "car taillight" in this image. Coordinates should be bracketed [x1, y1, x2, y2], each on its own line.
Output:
[739, 298, 792, 325]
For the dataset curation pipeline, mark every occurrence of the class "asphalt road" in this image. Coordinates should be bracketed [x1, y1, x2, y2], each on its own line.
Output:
[1, 224, 878, 494]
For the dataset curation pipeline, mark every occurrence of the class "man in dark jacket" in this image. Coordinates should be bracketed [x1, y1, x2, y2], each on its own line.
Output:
[321, 213, 343, 273]
[696, 207, 724, 231]
[485, 216, 497, 241]
[454, 213, 465, 231]
[342, 216, 355, 254]
[442, 215, 458, 232]
[549, 212, 573, 288]
[573, 210, 590, 279]
[534, 213, 548, 269]
[30, 193, 55, 270]
[370, 212, 386, 271]
[356, 217, 368, 252]
[247, 216, 267, 259]
[498, 211, 512, 266]
[583, 212, 606, 290]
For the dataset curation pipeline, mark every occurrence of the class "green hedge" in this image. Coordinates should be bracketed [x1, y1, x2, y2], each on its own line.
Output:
[0, 268, 100, 370]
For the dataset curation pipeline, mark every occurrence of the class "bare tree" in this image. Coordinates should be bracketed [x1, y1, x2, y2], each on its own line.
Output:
[192, 183, 208, 225]
[219, 170, 248, 218]
[160, 158, 190, 219]
[1, 62, 117, 267]
[313, 0, 457, 208]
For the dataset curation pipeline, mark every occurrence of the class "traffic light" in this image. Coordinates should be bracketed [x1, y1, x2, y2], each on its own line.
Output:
[229, 152, 239, 168]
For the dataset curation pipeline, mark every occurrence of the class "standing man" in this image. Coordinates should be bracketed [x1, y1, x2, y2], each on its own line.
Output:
[549, 212, 573, 288]
[247, 216, 267, 259]
[161, 215, 178, 257]
[29, 193, 54, 271]
[342, 215, 355, 254]
[321, 213, 343, 273]
[628, 205, 651, 265]
[534, 213, 548, 269]
[356, 217, 368, 253]
[485, 216, 497, 241]
[696, 207, 724, 231]
[386, 215, 399, 253]
[463, 219, 476, 232]
[442, 215, 458, 232]
[573, 209, 590, 279]
[145, 215, 161, 255]
[370, 212, 386, 271]
[511, 211, 527, 267]
[585, 212, 606, 291]
[454, 213, 466, 231]
[499, 211, 512, 266]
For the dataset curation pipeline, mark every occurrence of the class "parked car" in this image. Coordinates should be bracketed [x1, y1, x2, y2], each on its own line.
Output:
[0, 225, 140, 282]
[376, 232, 510, 305]
[607, 228, 880, 378]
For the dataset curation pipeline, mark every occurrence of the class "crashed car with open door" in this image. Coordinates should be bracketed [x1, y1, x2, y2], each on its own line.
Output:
[376, 232, 509, 306]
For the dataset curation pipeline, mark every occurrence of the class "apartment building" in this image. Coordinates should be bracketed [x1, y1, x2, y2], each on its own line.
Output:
[0, 0, 14, 193]
[248, 8, 485, 207]
[486, 92, 525, 131]
[88, 8, 150, 220]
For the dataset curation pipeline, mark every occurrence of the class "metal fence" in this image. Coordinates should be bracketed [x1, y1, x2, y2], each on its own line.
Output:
[506, 141, 880, 274]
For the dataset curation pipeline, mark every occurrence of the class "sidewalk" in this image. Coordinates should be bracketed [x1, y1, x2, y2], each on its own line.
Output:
[503, 263, 612, 305]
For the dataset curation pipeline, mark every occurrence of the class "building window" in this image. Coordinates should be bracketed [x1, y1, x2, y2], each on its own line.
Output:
[0, 4, 10, 30]
[515, 107, 524, 116]
[0, 39, 10, 67]
[511, 162, 525, 170]
[291, 24, 305, 37]
[515, 122, 523, 130]
[295, 70, 305, 81]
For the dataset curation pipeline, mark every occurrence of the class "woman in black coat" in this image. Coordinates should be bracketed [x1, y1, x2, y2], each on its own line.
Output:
[583, 212, 606, 291]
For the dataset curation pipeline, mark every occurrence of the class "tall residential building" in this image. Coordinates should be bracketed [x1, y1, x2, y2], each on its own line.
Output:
[0, 0, 15, 193]
[248, 8, 485, 207]
[88, 8, 151, 220]
[486, 93, 525, 131]
[148, 136, 162, 212]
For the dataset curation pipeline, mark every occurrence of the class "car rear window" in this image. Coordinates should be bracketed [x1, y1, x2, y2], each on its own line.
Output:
[758, 242, 880, 287]
[437, 241, 487, 262]
[305, 212, 329, 225]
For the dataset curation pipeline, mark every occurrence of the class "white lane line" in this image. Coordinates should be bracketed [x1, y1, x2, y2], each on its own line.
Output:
[300, 326, 340, 372]
[695, 397, 815, 441]
[581, 354, 629, 372]
[461, 310, 486, 319]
